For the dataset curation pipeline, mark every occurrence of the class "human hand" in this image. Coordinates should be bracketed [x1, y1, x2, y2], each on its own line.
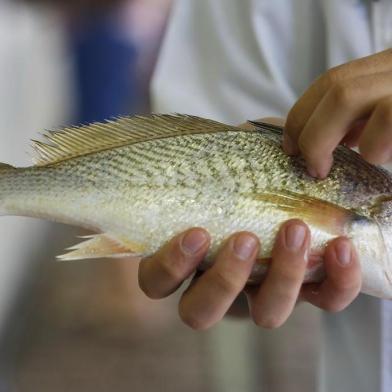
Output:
[284, 49, 392, 178]
[138, 220, 361, 330]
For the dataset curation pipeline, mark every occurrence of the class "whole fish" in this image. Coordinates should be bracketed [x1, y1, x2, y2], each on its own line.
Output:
[1, 114, 392, 298]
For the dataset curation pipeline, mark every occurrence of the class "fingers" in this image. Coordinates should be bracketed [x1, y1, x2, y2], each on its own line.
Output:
[285, 49, 392, 151]
[138, 228, 210, 299]
[178, 232, 259, 330]
[283, 49, 392, 177]
[359, 96, 392, 164]
[247, 220, 310, 329]
[139, 226, 361, 331]
[300, 237, 361, 312]
[288, 72, 392, 177]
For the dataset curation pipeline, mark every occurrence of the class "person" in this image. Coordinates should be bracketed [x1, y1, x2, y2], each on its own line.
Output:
[144, 1, 392, 391]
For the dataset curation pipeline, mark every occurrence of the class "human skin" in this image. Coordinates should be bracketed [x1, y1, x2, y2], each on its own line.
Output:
[284, 49, 392, 178]
[137, 48, 392, 330]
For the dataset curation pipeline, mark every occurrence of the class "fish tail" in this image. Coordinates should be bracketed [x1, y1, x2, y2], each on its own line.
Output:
[0, 162, 17, 215]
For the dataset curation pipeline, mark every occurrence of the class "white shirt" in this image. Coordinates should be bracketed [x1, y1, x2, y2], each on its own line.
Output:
[151, 1, 392, 391]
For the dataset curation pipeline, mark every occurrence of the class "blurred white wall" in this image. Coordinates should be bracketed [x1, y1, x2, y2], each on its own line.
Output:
[0, 1, 73, 334]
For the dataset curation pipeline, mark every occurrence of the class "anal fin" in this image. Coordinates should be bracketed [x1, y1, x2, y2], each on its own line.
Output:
[57, 234, 144, 261]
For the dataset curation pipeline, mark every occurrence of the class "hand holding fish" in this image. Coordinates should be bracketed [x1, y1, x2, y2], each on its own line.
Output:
[1, 106, 389, 329]
[139, 49, 392, 328]
[138, 117, 363, 329]
[285, 49, 392, 178]
[138, 221, 361, 329]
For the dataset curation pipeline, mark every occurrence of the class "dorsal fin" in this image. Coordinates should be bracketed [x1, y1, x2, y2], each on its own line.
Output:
[247, 120, 284, 136]
[31, 114, 240, 166]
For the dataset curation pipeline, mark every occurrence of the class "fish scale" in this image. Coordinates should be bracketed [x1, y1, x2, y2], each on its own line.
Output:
[0, 114, 392, 298]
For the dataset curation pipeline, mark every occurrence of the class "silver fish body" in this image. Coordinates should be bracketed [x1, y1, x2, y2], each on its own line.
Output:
[1, 115, 392, 298]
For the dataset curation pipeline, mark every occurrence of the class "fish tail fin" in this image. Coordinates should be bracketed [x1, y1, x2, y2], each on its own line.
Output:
[0, 162, 16, 216]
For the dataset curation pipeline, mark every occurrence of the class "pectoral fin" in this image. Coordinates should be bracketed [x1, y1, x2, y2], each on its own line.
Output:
[57, 234, 144, 261]
[253, 190, 365, 235]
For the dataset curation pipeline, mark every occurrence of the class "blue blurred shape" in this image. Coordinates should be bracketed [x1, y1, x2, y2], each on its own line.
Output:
[71, 12, 138, 124]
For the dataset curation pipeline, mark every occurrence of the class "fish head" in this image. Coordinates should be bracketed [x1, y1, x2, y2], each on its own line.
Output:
[353, 196, 392, 299]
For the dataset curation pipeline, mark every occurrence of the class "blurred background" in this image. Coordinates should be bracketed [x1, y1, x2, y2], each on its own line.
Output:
[0, 1, 320, 391]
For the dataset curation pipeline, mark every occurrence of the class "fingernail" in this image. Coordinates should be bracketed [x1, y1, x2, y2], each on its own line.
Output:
[181, 230, 208, 255]
[233, 233, 258, 260]
[285, 224, 306, 250]
[336, 241, 351, 266]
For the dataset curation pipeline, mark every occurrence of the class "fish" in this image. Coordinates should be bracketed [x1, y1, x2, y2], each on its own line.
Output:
[1, 114, 392, 299]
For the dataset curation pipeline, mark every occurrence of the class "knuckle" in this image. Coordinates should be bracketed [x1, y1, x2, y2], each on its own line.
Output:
[159, 257, 186, 283]
[276, 262, 305, 284]
[328, 82, 356, 109]
[321, 66, 346, 88]
[330, 274, 361, 296]
[210, 268, 243, 295]
[274, 273, 302, 297]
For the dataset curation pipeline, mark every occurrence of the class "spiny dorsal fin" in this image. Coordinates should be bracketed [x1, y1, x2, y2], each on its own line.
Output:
[31, 114, 240, 166]
[247, 120, 284, 136]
